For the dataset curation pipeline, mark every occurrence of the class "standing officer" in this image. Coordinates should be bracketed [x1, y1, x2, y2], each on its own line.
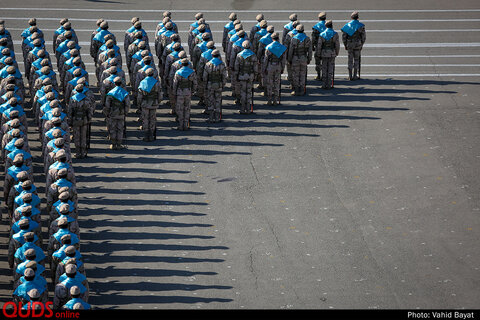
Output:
[287, 24, 312, 96]
[341, 11, 366, 80]
[263, 32, 286, 105]
[137, 68, 162, 142]
[312, 12, 327, 80]
[103, 77, 130, 149]
[234, 41, 257, 114]
[172, 58, 196, 131]
[202, 49, 227, 123]
[317, 20, 340, 89]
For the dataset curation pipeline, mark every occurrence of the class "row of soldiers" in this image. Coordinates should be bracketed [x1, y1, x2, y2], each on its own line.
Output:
[0, 18, 90, 310]
[2, 10, 366, 145]
[67, 10, 365, 140]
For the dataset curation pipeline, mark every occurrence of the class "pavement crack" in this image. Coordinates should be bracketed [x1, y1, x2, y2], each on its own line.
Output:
[248, 248, 259, 291]
[249, 156, 260, 184]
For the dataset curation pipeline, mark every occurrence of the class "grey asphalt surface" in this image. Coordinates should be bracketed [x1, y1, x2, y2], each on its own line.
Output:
[0, 0, 479, 310]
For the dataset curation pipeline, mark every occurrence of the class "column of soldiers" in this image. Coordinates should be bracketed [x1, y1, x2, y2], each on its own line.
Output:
[2, 18, 90, 310]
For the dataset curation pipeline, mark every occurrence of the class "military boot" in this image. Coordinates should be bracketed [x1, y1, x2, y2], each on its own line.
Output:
[143, 130, 150, 141]
[215, 112, 221, 123]
[207, 111, 215, 123]
[353, 68, 359, 80]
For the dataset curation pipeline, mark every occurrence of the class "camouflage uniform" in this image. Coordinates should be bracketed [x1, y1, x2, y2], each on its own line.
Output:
[282, 14, 298, 44]
[53, 264, 88, 310]
[167, 51, 190, 114]
[188, 13, 204, 56]
[46, 150, 76, 192]
[137, 68, 162, 141]
[103, 78, 130, 149]
[223, 13, 237, 53]
[229, 30, 248, 103]
[283, 20, 299, 89]
[155, 22, 176, 73]
[172, 59, 197, 131]
[316, 20, 340, 89]
[256, 26, 274, 94]
[53, 18, 70, 52]
[234, 42, 258, 114]
[68, 84, 95, 158]
[287, 25, 312, 95]
[226, 24, 243, 79]
[249, 14, 265, 43]
[202, 50, 227, 122]
[262, 33, 286, 105]
[90, 21, 115, 64]
[312, 12, 327, 80]
[192, 34, 212, 106]
[125, 19, 149, 54]
[341, 11, 366, 80]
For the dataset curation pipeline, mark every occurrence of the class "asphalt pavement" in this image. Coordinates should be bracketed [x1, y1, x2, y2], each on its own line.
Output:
[0, 0, 479, 310]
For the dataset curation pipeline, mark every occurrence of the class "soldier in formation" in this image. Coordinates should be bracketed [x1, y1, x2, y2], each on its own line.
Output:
[4, 18, 89, 310]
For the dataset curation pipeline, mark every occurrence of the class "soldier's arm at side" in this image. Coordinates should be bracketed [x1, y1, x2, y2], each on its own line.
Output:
[335, 34, 340, 57]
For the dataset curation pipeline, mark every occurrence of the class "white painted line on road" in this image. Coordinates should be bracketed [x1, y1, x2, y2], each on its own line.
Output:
[7, 28, 480, 33]
[3, 8, 480, 13]
[308, 74, 480, 77]
[364, 43, 480, 48]
[3, 17, 480, 23]
[16, 60, 478, 68]
[12, 40, 480, 48]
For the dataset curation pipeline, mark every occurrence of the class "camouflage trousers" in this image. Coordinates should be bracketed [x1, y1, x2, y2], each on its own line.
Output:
[286, 62, 292, 86]
[347, 48, 361, 70]
[197, 78, 205, 104]
[321, 57, 335, 89]
[290, 56, 308, 94]
[140, 99, 158, 133]
[168, 84, 177, 112]
[175, 94, 191, 130]
[238, 80, 253, 113]
[257, 62, 264, 88]
[106, 117, 125, 144]
[230, 71, 240, 99]
[205, 85, 222, 114]
[314, 56, 323, 77]
[72, 124, 88, 156]
[264, 64, 282, 103]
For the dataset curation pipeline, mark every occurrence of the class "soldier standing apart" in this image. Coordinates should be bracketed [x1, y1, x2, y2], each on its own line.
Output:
[234, 41, 257, 114]
[287, 24, 312, 96]
[172, 58, 197, 131]
[202, 49, 227, 123]
[317, 20, 340, 90]
[137, 68, 162, 142]
[341, 11, 366, 80]
[312, 12, 327, 81]
[263, 32, 286, 106]
[103, 77, 130, 149]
